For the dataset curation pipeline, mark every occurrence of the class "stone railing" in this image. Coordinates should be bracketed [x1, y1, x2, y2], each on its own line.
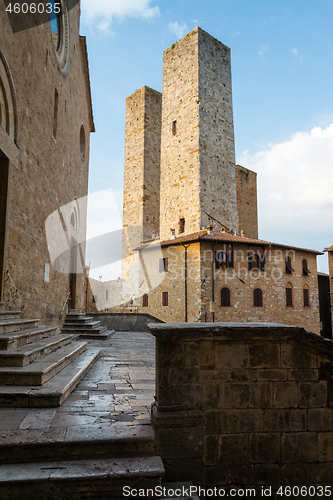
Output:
[149, 322, 333, 493]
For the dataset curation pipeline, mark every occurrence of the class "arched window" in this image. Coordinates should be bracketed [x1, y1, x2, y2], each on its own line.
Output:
[303, 286, 310, 307]
[142, 293, 148, 307]
[221, 287, 230, 307]
[216, 251, 228, 269]
[70, 209, 77, 230]
[302, 259, 311, 276]
[253, 288, 263, 307]
[49, 0, 62, 52]
[286, 283, 293, 307]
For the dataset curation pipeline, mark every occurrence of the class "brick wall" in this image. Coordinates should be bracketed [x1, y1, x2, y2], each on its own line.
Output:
[150, 322, 333, 494]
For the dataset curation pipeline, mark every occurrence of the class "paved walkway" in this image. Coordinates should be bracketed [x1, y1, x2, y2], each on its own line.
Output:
[0, 332, 155, 441]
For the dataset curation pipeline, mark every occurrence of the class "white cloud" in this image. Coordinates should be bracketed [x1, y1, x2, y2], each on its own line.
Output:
[258, 43, 269, 57]
[168, 21, 188, 39]
[291, 47, 299, 56]
[239, 124, 333, 267]
[81, 0, 160, 35]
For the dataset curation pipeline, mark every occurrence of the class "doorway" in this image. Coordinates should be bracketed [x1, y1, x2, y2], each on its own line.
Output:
[0, 151, 9, 301]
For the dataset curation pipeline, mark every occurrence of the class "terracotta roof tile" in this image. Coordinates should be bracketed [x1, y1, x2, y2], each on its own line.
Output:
[158, 230, 322, 255]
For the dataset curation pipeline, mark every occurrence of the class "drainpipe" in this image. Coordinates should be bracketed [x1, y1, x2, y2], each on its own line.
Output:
[182, 244, 190, 322]
[212, 242, 215, 322]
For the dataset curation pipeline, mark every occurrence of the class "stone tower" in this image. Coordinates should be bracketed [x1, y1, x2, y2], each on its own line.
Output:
[123, 86, 162, 241]
[159, 27, 238, 240]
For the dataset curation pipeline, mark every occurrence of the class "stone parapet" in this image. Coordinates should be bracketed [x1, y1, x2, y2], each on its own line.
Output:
[150, 322, 333, 492]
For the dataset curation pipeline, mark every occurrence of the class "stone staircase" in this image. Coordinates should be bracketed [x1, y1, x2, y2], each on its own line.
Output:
[61, 310, 114, 340]
[0, 422, 164, 499]
[0, 306, 101, 407]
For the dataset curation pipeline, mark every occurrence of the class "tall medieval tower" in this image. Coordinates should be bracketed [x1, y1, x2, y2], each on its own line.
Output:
[159, 27, 238, 240]
[123, 86, 162, 241]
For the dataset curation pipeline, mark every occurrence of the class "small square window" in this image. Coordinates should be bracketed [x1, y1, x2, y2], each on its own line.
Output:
[172, 120, 177, 135]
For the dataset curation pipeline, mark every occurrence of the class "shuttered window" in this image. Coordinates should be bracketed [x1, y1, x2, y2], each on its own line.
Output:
[286, 257, 295, 274]
[286, 286, 293, 306]
[302, 259, 311, 276]
[162, 292, 168, 306]
[159, 258, 168, 273]
[142, 293, 148, 307]
[221, 287, 230, 307]
[253, 288, 263, 307]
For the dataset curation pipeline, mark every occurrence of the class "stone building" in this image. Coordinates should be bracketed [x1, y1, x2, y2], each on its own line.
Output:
[0, 0, 94, 324]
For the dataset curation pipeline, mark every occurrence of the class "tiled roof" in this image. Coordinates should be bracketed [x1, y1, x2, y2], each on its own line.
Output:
[324, 245, 333, 252]
[157, 230, 322, 255]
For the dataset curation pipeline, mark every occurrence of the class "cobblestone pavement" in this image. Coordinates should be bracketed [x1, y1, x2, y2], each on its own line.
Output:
[0, 332, 156, 440]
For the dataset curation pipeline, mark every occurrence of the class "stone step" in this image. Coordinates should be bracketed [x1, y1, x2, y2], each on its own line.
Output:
[64, 315, 94, 324]
[0, 341, 87, 385]
[0, 334, 76, 367]
[0, 347, 101, 407]
[62, 325, 107, 335]
[0, 311, 22, 320]
[0, 419, 155, 463]
[0, 456, 164, 499]
[0, 318, 40, 335]
[78, 329, 114, 340]
[0, 326, 57, 350]
[63, 320, 102, 330]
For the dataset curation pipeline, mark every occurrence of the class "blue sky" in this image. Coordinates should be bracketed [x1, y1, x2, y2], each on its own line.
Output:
[80, 0, 333, 277]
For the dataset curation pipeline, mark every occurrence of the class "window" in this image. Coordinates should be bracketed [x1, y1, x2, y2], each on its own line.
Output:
[162, 291, 168, 306]
[253, 288, 263, 307]
[303, 287, 310, 307]
[286, 284, 293, 307]
[159, 258, 168, 273]
[302, 259, 311, 276]
[106, 290, 108, 301]
[248, 251, 265, 271]
[92, 295, 97, 304]
[80, 125, 86, 161]
[221, 287, 230, 307]
[172, 120, 177, 135]
[286, 256, 295, 274]
[179, 217, 185, 234]
[143, 293, 148, 307]
[49, 0, 62, 52]
[215, 250, 233, 270]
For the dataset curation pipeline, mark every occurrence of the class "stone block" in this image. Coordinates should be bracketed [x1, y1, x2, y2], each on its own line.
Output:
[201, 382, 221, 409]
[221, 383, 249, 408]
[281, 344, 317, 369]
[249, 433, 280, 463]
[258, 369, 287, 381]
[273, 382, 297, 408]
[169, 367, 199, 385]
[199, 340, 215, 368]
[249, 382, 273, 408]
[155, 427, 188, 459]
[163, 458, 205, 485]
[205, 435, 219, 465]
[199, 369, 229, 383]
[318, 432, 333, 462]
[282, 463, 315, 484]
[249, 344, 280, 369]
[288, 369, 318, 381]
[205, 465, 228, 486]
[205, 410, 228, 435]
[187, 426, 205, 458]
[315, 463, 333, 482]
[229, 369, 257, 382]
[186, 342, 199, 367]
[298, 382, 327, 408]
[215, 344, 249, 370]
[227, 465, 253, 485]
[281, 432, 317, 463]
[263, 409, 307, 432]
[254, 464, 282, 485]
[220, 434, 249, 465]
[226, 409, 264, 433]
[308, 408, 333, 431]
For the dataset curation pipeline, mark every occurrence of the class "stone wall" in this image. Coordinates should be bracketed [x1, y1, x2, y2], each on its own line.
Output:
[236, 165, 258, 239]
[0, 1, 93, 324]
[150, 322, 333, 494]
[90, 312, 163, 332]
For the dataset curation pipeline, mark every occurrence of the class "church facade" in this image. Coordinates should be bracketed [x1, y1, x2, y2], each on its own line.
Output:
[0, 0, 94, 324]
